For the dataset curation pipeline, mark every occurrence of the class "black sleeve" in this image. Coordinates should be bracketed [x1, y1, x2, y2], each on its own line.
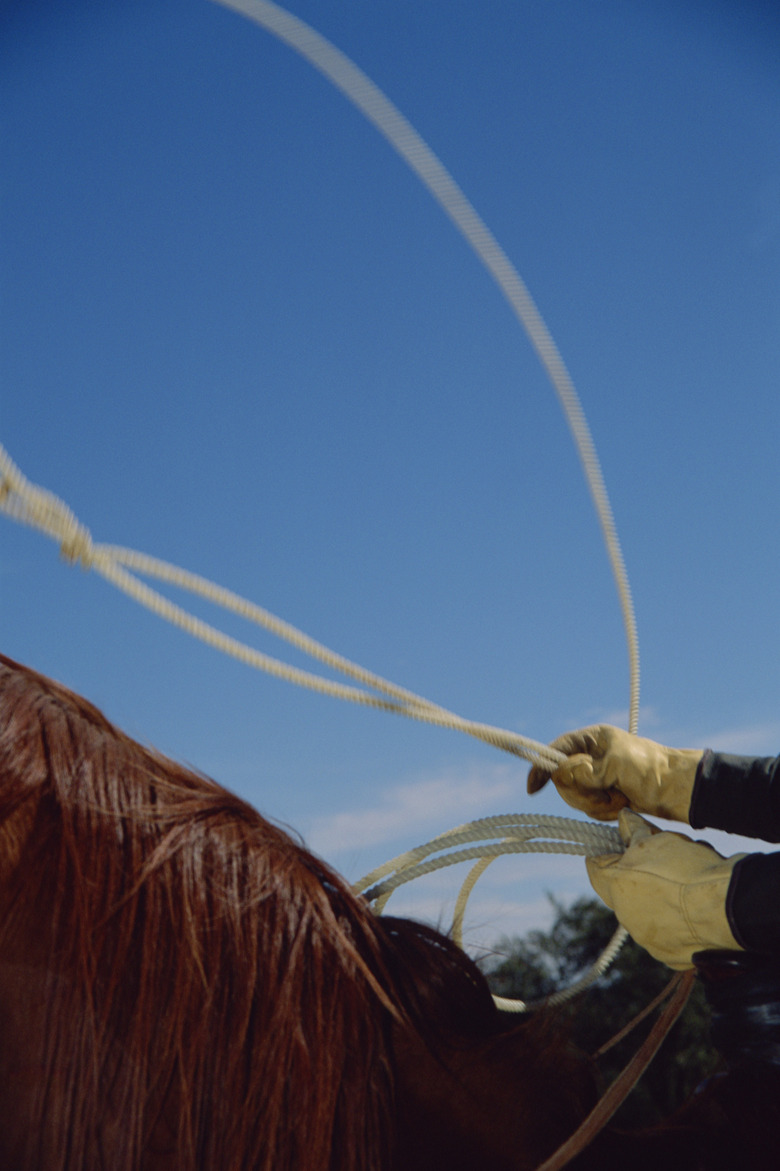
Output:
[690, 751, 780, 953]
[727, 854, 780, 952]
[689, 751, 780, 843]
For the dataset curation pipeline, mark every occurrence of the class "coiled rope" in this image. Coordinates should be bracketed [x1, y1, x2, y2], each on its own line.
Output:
[354, 814, 627, 1012]
[1, 0, 639, 1007]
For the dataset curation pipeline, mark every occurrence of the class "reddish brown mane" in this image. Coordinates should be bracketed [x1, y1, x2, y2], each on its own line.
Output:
[0, 654, 595, 1170]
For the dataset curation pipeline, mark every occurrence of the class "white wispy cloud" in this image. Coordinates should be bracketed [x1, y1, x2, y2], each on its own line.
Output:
[534, 710, 779, 756]
[694, 722, 780, 755]
[307, 774, 601, 954]
[306, 764, 518, 855]
[682, 825, 777, 857]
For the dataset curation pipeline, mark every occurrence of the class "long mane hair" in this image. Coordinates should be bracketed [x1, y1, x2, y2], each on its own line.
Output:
[0, 654, 594, 1171]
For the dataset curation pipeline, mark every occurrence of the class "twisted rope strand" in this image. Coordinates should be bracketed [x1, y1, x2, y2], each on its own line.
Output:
[353, 813, 626, 1012]
[355, 814, 621, 893]
[0, 443, 564, 770]
[209, 0, 640, 735]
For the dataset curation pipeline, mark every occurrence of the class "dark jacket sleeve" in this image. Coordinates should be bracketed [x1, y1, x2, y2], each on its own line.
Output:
[690, 751, 780, 952]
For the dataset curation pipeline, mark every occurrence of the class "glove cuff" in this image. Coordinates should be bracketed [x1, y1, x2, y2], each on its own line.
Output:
[682, 856, 746, 954]
[658, 747, 703, 823]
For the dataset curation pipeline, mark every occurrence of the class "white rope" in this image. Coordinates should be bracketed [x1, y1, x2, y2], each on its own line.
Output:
[491, 922, 630, 1014]
[0, 443, 563, 771]
[208, 0, 640, 737]
[354, 814, 628, 1012]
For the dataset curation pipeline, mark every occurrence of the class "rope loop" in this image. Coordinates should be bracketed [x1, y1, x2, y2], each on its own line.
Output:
[0, 442, 567, 769]
[354, 813, 627, 1011]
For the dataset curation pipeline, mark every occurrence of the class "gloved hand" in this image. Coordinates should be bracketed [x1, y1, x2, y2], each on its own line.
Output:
[586, 810, 745, 970]
[527, 725, 702, 823]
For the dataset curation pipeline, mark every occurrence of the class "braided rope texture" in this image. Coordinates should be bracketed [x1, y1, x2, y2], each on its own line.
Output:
[354, 814, 627, 1012]
[0, 443, 565, 771]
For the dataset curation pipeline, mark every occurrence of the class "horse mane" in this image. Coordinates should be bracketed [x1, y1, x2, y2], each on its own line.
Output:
[0, 654, 595, 1170]
[0, 654, 400, 1169]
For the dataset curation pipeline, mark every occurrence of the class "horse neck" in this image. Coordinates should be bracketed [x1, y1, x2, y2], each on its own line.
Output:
[380, 917, 599, 1171]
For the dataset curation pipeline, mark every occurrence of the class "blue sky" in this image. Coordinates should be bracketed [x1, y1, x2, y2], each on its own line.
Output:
[2, 0, 779, 953]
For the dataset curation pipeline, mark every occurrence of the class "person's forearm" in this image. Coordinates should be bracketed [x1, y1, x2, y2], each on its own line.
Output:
[690, 752, 780, 843]
[690, 752, 780, 953]
[727, 854, 780, 951]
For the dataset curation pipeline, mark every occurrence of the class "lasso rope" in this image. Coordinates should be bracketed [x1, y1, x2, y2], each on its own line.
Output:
[2, 1, 639, 1007]
[209, 0, 640, 740]
[0, 443, 564, 771]
[354, 814, 627, 1012]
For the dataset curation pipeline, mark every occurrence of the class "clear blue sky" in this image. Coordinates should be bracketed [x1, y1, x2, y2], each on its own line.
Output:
[2, 0, 779, 952]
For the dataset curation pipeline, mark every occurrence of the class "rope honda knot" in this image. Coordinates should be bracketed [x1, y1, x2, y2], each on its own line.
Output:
[59, 524, 95, 568]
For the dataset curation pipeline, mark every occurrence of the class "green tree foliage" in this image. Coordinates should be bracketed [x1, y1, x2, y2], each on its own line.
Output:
[482, 896, 721, 1128]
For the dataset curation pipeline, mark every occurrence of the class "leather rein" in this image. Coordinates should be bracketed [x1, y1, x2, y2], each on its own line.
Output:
[536, 968, 697, 1171]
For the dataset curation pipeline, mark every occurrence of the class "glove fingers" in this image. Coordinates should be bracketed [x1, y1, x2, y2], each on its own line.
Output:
[548, 727, 605, 758]
[585, 854, 621, 912]
[586, 812, 655, 896]
[617, 808, 663, 847]
[527, 750, 596, 796]
[552, 753, 594, 789]
[551, 781, 624, 820]
[526, 764, 551, 795]
[527, 727, 611, 797]
[549, 754, 630, 819]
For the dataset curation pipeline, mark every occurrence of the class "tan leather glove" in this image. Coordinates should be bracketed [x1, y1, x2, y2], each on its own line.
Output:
[586, 810, 744, 970]
[527, 725, 702, 823]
